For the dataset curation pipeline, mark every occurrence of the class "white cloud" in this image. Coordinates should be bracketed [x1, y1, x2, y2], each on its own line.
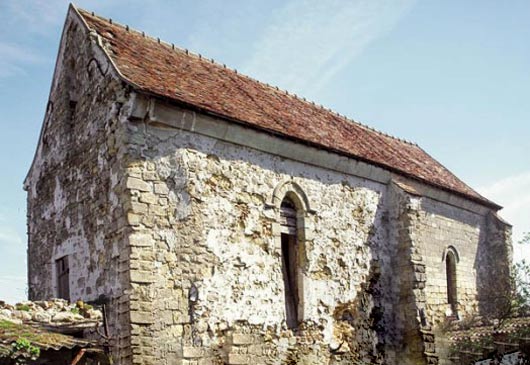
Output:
[242, 0, 415, 97]
[3, 0, 68, 33]
[477, 172, 530, 263]
[0, 42, 46, 79]
[0, 0, 65, 79]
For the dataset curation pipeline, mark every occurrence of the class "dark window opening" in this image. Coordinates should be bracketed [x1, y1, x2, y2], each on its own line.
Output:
[68, 100, 77, 127]
[446, 252, 457, 314]
[280, 198, 299, 329]
[56, 256, 70, 301]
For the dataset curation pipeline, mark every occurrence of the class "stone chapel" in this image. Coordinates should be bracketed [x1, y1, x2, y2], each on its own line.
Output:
[24, 5, 513, 365]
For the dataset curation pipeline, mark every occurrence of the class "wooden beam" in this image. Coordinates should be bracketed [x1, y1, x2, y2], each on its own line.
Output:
[71, 348, 86, 365]
[493, 341, 519, 347]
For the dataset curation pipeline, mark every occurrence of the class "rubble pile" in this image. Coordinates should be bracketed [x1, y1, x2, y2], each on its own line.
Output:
[0, 299, 102, 325]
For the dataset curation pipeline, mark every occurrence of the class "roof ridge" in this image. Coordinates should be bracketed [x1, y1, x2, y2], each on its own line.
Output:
[77, 7, 418, 147]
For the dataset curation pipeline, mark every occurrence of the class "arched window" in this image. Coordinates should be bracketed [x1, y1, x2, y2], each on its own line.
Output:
[446, 250, 458, 314]
[280, 197, 299, 329]
[269, 180, 312, 329]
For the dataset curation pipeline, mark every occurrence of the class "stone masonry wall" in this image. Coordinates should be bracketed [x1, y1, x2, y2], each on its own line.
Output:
[386, 183, 433, 365]
[25, 12, 132, 363]
[417, 197, 485, 324]
[412, 196, 512, 365]
[477, 212, 513, 318]
[119, 98, 511, 365]
[26, 15, 512, 364]
[122, 105, 394, 365]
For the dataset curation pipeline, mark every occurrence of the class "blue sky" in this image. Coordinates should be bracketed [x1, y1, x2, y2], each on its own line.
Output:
[0, 0, 529, 303]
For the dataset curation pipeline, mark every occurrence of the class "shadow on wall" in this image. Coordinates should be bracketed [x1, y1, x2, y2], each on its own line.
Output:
[330, 259, 386, 364]
[475, 212, 512, 320]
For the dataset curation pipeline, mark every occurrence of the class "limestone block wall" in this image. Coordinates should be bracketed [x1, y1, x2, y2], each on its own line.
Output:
[416, 197, 485, 324]
[119, 98, 512, 365]
[386, 183, 433, 365]
[415, 201, 512, 365]
[25, 13, 132, 363]
[477, 212, 513, 317]
[122, 107, 394, 364]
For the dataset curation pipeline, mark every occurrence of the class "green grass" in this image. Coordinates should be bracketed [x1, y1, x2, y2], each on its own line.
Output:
[0, 319, 70, 346]
[0, 320, 44, 359]
[15, 304, 30, 312]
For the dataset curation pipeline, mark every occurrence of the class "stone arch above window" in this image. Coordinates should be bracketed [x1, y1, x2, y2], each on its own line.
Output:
[442, 246, 460, 264]
[267, 179, 315, 214]
[280, 196, 300, 329]
[267, 180, 314, 330]
[444, 247, 459, 315]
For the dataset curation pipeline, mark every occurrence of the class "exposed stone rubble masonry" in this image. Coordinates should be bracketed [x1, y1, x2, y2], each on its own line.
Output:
[24, 5, 513, 365]
[0, 299, 102, 325]
[24, 12, 133, 363]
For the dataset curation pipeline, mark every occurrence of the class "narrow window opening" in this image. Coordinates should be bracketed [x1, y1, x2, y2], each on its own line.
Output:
[446, 252, 457, 315]
[68, 100, 77, 127]
[56, 256, 70, 301]
[280, 198, 299, 329]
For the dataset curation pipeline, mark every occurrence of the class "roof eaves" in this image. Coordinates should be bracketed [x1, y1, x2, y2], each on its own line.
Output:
[75, 7, 502, 211]
[137, 88, 503, 211]
[75, 6, 420, 149]
[71, 5, 145, 92]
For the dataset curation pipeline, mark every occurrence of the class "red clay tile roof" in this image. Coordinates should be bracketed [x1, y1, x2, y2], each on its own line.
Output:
[75, 7, 499, 209]
[448, 316, 530, 343]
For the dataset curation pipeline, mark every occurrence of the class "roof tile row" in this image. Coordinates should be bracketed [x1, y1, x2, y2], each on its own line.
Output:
[75, 7, 497, 208]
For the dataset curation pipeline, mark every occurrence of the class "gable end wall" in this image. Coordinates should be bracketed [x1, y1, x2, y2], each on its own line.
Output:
[24, 10, 134, 364]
